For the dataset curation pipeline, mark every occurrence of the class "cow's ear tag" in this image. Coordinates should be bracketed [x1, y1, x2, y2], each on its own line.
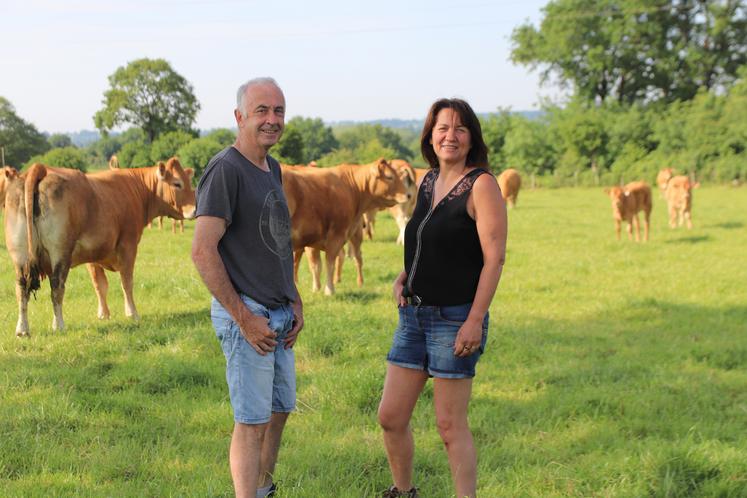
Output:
[624, 191, 631, 197]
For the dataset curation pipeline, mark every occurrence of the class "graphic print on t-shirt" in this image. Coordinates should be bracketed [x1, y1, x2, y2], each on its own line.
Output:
[259, 189, 292, 259]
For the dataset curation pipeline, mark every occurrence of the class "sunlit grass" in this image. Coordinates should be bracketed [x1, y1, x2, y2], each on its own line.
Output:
[1, 186, 746, 496]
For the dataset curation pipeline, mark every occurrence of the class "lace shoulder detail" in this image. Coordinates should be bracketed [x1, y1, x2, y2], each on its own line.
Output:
[421, 169, 437, 201]
[445, 168, 490, 203]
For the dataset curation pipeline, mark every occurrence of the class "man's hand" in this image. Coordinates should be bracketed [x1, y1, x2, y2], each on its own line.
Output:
[237, 308, 277, 355]
[284, 302, 304, 349]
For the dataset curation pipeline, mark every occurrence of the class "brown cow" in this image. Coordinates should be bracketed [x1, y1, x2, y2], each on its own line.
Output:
[360, 159, 418, 243]
[282, 159, 409, 295]
[604, 181, 652, 242]
[4, 158, 195, 337]
[665, 175, 699, 229]
[108, 155, 120, 170]
[498, 168, 521, 208]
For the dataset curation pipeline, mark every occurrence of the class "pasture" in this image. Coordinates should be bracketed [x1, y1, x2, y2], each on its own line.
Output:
[1, 186, 746, 497]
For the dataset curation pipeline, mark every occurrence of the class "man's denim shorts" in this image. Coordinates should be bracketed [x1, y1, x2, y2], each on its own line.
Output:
[211, 294, 295, 425]
[386, 302, 489, 379]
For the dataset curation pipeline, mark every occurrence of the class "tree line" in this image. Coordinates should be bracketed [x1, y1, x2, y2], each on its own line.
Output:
[2, 0, 745, 185]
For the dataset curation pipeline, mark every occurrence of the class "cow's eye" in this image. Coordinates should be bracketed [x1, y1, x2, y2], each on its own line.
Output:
[173, 182, 183, 189]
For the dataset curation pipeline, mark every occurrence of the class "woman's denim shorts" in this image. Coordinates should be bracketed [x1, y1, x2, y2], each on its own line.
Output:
[386, 302, 488, 379]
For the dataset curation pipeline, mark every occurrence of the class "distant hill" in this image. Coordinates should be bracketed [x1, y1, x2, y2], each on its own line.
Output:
[329, 110, 543, 131]
[57, 111, 544, 145]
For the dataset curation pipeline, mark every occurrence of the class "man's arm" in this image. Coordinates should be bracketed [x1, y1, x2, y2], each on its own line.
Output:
[191, 215, 277, 355]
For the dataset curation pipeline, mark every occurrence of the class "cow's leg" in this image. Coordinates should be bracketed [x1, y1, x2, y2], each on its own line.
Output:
[351, 241, 364, 287]
[14, 276, 31, 337]
[614, 220, 621, 240]
[668, 205, 677, 228]
[172, 219, 177, 234]
[644, 212, 651, 242]
[684, 209, 692, 229]
[305, 247, 322, 292]
[293, 248, 304, 284]
[179, 220, 185, 233]
[632, 214, 640, 242]
[118, 256, 140, 321]
[334, 249, 345, 284]
[157, 216, 164, 230]
[86, 263, 110, 319]
[625, 220, 633, 241]
[50, 262, 71, 332]
[324, 243, 345, 295]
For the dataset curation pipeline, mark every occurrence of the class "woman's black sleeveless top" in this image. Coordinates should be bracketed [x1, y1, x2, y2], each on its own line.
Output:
[403, 167, 490, 306]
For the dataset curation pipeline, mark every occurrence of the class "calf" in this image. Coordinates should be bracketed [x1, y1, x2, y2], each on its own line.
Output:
[4, 158, 195, 337]
[665, 175, 699, 229]
[604, 181, 652, 242]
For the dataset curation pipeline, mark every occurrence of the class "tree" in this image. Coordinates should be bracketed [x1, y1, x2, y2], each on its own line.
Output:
[272, 127, 305, 164]
[150, 130, 195, 162]
[0, 96, 49, 167]
[481, 110, 515, 170]
[204, 128, 236, 147]
[511, 0, 747, 105]
[177, 137, 224, 180]
[94, 58, 200, 142]
[284, 117, 338, 163]
[47, 133, 74, 149]
[28, 146, 88, 171]
[336, 124, 413, 160]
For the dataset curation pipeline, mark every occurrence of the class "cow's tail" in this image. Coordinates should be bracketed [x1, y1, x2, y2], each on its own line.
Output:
[22, 163, 47, 292]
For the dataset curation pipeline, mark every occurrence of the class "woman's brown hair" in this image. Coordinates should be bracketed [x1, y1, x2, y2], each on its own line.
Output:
[420, 98, 489, 169]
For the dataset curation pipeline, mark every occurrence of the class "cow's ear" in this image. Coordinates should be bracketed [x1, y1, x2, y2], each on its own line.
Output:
[185, 168, 194, 180]
[4, 167, 16, 179]
[156, 161, 167, 181]
[376, 158, 389, 175]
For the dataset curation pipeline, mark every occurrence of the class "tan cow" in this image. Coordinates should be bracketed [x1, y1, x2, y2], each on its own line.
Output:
[604, 181, 652, 242]
[4, 157, 196, 337]
[664, 175, 699, 229]
[282, 159, 409, 295]
[108, 155, 120, 169]
[498, 168, 521, 208]
[656, 167, 674, 192]
[360, 159, 418, 243]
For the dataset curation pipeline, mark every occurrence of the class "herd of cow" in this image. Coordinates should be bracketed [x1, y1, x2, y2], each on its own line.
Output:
[0, 157, 694, 337]
[603, 167, 699, 242]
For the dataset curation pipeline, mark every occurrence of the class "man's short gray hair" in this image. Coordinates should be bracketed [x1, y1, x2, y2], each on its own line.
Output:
[236, 77, 282, 117]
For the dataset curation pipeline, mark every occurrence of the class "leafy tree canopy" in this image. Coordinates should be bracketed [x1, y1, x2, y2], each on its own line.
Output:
[511, 0, 747, 105]
[204, 128, 236, 148]
[177, 137, 223, 180]
[283, 117, 338, 163]
[47, 133, 74, 149]
[94, 58, 200, 143]
[150, 130, 196, 162]
[28, 146, 88, 172]
[0, 96, 49, 167]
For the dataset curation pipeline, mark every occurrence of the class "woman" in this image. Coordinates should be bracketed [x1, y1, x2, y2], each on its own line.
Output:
[378, 98, 507, 498]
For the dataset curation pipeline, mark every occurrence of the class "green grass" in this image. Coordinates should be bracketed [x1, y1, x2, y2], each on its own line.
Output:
[1, 186, 746, 497]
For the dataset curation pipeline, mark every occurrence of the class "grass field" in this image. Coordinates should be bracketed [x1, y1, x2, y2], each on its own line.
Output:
[1, 186, 746, 497]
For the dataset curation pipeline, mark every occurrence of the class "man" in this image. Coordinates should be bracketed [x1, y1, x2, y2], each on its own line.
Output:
[192, 77, 304, 498]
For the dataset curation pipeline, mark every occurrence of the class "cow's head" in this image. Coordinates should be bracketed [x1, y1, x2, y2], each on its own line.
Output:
[604, 186, 630, 220]
[391, 160, 417, 202]
[657, 167, 674, 189]
[156, 157, 196, 220]
[1, 166, 19, 208]
[666, 175, 698, 205]
[368, 159, 410, 207]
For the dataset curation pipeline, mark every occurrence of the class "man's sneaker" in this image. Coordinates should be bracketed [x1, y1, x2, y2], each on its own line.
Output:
[381, 485, 418, 497]
[266, 482, 277, 497]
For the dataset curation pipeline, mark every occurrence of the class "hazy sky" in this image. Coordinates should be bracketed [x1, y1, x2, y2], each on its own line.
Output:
[3, 0, 559, 134]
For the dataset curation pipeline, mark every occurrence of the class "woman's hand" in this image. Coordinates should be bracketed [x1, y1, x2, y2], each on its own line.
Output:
[454, 317, 483, 357]
[392, 270, 408, 307]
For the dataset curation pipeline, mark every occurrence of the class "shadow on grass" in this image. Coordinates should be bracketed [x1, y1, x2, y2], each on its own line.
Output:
[704, 221, 744, 230]
[334, 290, 379, 304]
[664, 234, 711, 244]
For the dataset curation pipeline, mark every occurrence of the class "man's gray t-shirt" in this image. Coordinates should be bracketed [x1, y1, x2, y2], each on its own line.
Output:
[195, 146, 296, 308]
